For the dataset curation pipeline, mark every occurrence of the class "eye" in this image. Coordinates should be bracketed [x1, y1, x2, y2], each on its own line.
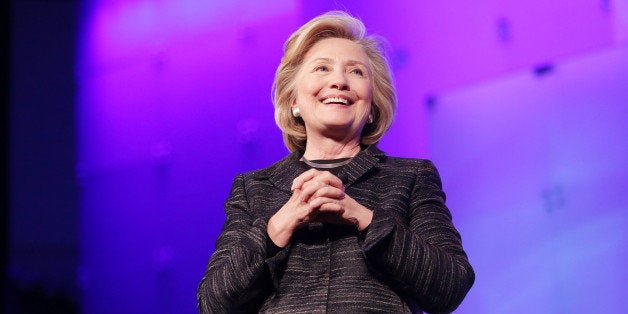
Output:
[350, 68, 364, 76]
[314, 65, 329, 72]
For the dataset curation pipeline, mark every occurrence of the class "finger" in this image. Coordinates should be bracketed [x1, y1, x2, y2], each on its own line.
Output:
[304, 170, 343, 191]
[288, 188, 304, 204]
[295, 204, 316, 222]
[291, 168, 321, 191]
[309, 196, 343, 212]
[292, 169, 344, 191]
[310, 185, 345, 200]
[303, 178, 345, 203]
[274, 199, 315, 232]
[318, 171, 344, 190]
[299, 180, 326, 203]
[319, 202, 344, 213]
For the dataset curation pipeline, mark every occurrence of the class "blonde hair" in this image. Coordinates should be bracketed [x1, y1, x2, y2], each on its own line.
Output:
[272, 11, 397, 152]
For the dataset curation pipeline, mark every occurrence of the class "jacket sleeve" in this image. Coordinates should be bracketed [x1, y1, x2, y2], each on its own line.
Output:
[361, 160, 475, 314]
[197, 174, 286, 313]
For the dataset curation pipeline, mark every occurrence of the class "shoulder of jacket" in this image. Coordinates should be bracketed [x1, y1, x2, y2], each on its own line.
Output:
[236, 162, 278, 181]
[379, 155, 436, 170]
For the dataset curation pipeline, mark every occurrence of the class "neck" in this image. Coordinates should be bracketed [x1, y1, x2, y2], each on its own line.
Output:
[303, 134, 361, 160]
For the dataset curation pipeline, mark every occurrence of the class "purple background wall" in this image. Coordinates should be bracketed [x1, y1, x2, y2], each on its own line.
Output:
[77, 1, 628, 313]
[8, 0, 627, 313]
[430, 46, 628, 312]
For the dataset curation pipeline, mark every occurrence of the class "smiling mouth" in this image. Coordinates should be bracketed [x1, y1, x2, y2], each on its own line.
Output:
[321, 97, 353, 106]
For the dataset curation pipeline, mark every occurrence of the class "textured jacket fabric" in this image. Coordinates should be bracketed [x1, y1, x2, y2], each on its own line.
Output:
[197, 145, 474, 313]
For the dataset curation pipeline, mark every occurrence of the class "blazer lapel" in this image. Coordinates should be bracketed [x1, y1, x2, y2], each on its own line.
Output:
[339, 145, 385, 188]
[265, 151, 308, 193]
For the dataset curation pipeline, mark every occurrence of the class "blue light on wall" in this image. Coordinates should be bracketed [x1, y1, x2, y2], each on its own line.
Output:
[77, 1, 297, 313]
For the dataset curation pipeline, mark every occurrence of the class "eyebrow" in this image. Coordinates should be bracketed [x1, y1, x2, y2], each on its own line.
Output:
[308, 57, 368, 67]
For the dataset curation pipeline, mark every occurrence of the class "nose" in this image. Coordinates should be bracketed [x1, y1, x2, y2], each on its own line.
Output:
[329, 70, 349, 90]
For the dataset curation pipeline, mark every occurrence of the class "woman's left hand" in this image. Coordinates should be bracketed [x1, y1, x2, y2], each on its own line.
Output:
[292, 169, 373, 231]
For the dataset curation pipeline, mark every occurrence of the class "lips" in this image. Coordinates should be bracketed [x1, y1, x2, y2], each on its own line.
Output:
[320, 96, 354, 106]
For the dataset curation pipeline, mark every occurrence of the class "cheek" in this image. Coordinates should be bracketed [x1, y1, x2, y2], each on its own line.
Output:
[359, 82, 374, 103]
[353, 75, 372, 93]
[296, 75, 322, 95]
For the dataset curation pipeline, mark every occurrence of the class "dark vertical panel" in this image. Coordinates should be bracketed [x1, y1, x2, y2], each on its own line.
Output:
[1, 1, 11, 313]
[9, 0, 79, 312]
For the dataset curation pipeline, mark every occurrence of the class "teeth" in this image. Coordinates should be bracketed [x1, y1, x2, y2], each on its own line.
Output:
[322, 97, 350, 105]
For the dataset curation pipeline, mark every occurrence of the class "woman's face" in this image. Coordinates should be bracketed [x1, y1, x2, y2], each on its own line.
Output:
[293, 37, 373, 142]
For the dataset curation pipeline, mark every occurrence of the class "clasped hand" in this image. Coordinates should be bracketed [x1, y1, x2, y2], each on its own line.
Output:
[267, 169, 373, 247]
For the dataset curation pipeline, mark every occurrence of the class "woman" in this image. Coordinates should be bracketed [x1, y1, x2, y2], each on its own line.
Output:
[198, 11, 474, 313]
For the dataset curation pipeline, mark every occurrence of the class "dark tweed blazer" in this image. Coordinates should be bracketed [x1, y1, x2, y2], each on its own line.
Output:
[198, 145, 474, 313]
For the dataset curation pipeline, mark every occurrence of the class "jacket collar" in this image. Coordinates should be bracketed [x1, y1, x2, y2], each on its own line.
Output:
[255, 145, 386, 193]
[339, 145, 385, 188]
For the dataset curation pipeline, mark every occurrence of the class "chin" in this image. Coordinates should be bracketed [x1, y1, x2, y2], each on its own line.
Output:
[321, 119, 354, 128]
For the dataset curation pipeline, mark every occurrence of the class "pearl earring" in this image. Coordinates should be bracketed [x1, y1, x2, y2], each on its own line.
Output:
[368, 113, 373, 124]
[292, 107, 301, 118]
